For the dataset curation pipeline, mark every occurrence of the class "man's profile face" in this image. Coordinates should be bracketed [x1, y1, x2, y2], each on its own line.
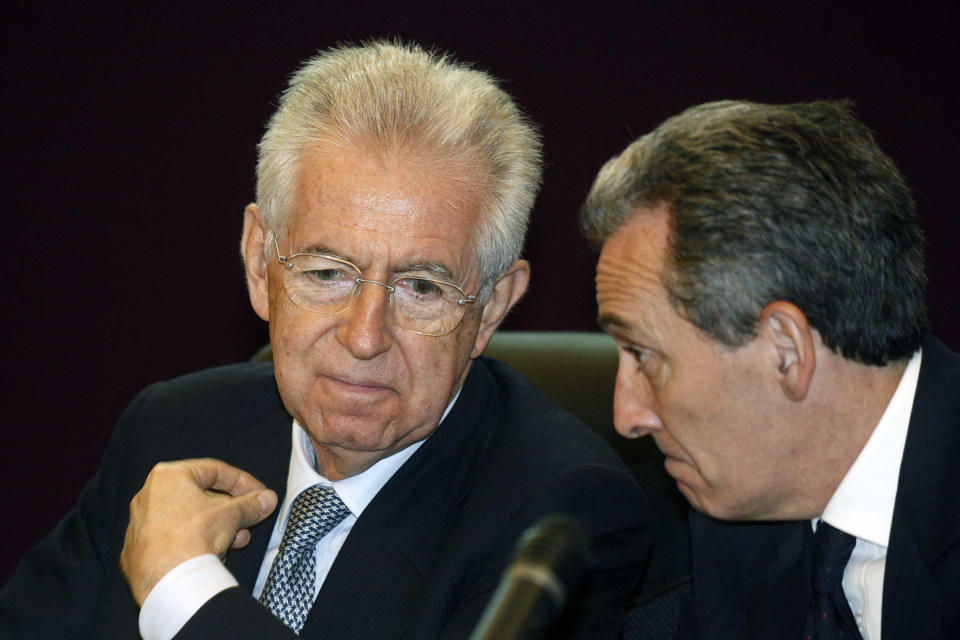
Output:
[596, 205, 804, 520]
[256, 146, 488, 471]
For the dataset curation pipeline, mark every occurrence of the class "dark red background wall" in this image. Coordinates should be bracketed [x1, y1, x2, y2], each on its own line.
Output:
[3, 2, 958, 581]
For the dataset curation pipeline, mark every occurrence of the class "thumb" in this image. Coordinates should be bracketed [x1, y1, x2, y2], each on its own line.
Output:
[235, 488, 279, 528]
[222, 489, 277, 553]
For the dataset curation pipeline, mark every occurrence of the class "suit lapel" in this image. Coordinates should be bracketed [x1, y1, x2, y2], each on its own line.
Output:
[742, 522, 811, 640]
[882, 519, 943, 639]
[222, 403, 292, 591]
[882, 337, 960, 639]
[687, 512, 747, 640]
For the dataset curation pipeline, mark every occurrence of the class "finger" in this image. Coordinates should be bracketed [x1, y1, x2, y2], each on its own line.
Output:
[231, 528, 252, 550]
[183, 458, 268, 496]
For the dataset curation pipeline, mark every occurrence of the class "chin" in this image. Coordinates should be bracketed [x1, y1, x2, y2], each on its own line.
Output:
[695, 496, 766, 522]
[677, 483, 734, 521]
[675, 482, 704, 513]
[305, 412, 398, 451]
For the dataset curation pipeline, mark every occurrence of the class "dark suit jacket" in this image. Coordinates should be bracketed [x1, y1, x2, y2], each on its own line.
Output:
[677, 336, 960, 639]
[0, 356, 649, 639]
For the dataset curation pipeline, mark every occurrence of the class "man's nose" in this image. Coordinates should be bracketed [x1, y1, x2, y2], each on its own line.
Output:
[612, 360, 664, 439]
[335, 280, 394, 359]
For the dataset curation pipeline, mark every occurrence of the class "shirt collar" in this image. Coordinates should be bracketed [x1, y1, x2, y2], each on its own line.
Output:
[820, 349, 922, 546]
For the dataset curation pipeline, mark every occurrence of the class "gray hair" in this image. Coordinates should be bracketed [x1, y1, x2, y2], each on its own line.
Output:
[581, 100, 927, 366]
[256, 40, 542, 300]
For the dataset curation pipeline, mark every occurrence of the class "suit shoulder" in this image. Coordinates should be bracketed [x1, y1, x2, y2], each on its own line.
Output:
[455, 357, 647, 565]
[133, 361, 279, 411]
[113, 362, 284, 450]
[148, 361, 277, 400]
[462, 358, 646, 536]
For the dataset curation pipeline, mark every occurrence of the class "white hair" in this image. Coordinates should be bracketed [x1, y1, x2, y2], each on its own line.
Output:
[255, 40, 542, 300]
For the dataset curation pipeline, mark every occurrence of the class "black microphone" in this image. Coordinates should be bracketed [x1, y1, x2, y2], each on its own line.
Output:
[469, 514, 594, 640]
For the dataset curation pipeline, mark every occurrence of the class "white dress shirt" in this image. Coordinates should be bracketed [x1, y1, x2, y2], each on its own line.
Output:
[815, 349, 922, 640]
[139, 388, 461, 640]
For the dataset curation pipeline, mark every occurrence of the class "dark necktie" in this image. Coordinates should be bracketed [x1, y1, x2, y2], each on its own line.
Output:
[802, 522, 863, 640]
[259, 484, 351, 634]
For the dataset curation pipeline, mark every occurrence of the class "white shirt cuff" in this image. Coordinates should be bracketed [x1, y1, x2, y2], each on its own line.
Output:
[138, 554, 239, 640]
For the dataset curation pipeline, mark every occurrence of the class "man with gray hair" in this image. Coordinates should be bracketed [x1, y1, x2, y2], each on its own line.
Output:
[1, 41, 646, 639]
[582, 100, 959, 639]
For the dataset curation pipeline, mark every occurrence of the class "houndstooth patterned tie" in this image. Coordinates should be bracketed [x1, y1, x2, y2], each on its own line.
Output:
[259, 484, 351, 634]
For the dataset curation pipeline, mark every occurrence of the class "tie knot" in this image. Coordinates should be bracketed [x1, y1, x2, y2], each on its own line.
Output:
[810, 522, 856, 594]
[282, 484, 351, 552]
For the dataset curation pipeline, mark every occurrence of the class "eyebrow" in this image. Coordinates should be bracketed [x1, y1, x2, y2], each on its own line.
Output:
[394, 261, 457, 282]
[597, 311, 632, 333]
[598, 311, 662, 351]
[299, 245, 353, 262]
[298, 246, 458, 282]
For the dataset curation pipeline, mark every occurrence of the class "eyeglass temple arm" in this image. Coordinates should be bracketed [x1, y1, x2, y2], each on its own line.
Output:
[274, 237, 293, 267]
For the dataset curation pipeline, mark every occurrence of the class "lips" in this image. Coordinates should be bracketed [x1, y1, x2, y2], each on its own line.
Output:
[662, 455, 685, 477]
[649, 436, 693, 480]
[651, 434, 682, 462]
[323, 374, 393, 393]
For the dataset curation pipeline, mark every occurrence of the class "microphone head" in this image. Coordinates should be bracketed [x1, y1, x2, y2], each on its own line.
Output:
[510, 513, 594, 602]
[467, 514, 596, 640]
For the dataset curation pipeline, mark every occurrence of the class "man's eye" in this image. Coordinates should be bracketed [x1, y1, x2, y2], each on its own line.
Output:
[304, 268, 346, 282]
[401, 278, 443, 297]
[625, 346, 652, 368]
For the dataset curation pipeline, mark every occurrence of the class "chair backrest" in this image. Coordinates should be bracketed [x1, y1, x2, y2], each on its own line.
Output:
[486, 330, 617, 431]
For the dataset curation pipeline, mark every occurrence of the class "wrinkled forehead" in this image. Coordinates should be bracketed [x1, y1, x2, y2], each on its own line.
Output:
[602, 206, 673, 273]
[285, 145, 487, 279]
[596, 207, 676, 324]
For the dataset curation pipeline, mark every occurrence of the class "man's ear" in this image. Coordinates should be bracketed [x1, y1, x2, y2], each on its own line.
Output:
[241, 203, 270, 322]
[757, 301, 816, 401]
[470, 260, 530, 358]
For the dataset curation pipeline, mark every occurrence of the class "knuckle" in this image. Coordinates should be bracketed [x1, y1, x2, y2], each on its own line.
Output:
[128, 487, 146, 512]
[149, 461, 176, 479]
